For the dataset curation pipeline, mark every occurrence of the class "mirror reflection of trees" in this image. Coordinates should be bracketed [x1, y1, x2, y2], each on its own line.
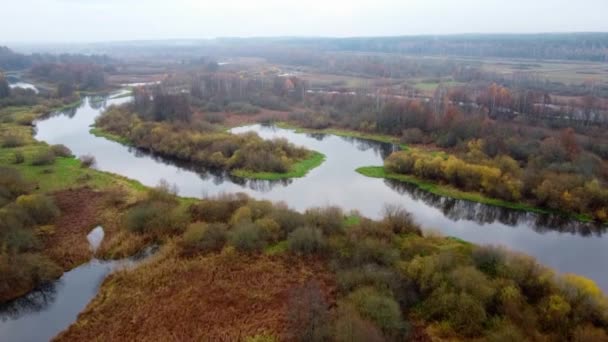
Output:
[385, 179, 606, 236]
[0, 283, 58, 321]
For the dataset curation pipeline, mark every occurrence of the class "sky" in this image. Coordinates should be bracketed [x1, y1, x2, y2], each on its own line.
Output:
[2, 0, 608, 43]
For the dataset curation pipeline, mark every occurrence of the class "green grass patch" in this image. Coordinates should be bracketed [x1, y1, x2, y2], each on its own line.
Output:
[231, 151, 325, 180]
[344, 214, 361, 227]
[89, 127, 132, 145]
[264, 240, 288, 256]
[355, 166, 595, 223]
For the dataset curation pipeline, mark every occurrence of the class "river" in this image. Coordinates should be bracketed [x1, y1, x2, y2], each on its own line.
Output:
[0, 226, 154, 342]
[31, 93, 608, 292]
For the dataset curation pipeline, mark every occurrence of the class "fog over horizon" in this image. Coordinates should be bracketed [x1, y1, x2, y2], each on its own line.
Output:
[1, 0, 608, 44]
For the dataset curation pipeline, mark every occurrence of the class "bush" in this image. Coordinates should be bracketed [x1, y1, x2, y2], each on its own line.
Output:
[125, 202, 186, 235]
[337, 265, 399, 294]
[228, 222, 268, 252]
[79, 154, 96, 168]
[31, 149, 56, 166]
[0, 253, 62, 303]
[13, 151, 24, 164]
[1, 134, 25, 148]
[304, 206, 344, 235]
[472, 246, 506, 277]
[347, 287, 408, 337]
[16, 113, 35, 126]
[269, 205, 306, 237]
[103, 186, 127, 207]
[287, 226, 326, 255]
[401, 128, 425, 144]
[225, 102, 260, 114]
[181, 222, 228, 254]
[0, 167, 31, 203]
[333, 303, 385, 342]
[15, 194, 60, 225]
[204, 112, 225, 124]
[382, 204, 420, 235]
[349, 237, 399, 267]
[189, 193, 249, 222]
[50, 144, 73, 157]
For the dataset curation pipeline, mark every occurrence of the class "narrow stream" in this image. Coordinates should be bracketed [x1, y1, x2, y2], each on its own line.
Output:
[0, 226, 153, 342]
[28, 92, 608, 294]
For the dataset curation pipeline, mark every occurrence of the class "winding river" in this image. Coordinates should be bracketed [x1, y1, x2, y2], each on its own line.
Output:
[2, 90, 607, 340]
[33, 93, 608, 291]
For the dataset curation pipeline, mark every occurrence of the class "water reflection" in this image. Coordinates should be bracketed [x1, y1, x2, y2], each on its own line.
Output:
[385, 179, 605, 236]
[32, 92, 608, 292]
[0, 284, 58, 322]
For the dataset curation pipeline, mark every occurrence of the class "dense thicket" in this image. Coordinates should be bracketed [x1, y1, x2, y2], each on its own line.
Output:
[0, 167, 62, 302]
[96, 106, 310, 174]
[155, 191, 608, 340]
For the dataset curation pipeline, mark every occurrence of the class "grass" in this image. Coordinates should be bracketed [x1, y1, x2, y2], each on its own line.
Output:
[343, 214, 361, 227]
[355, 166, 594, 222]
[89, 127, 132, 145]
[276, 122, 409, 150]
[0, 107, 146, 195]
[231, 151, 326, 180]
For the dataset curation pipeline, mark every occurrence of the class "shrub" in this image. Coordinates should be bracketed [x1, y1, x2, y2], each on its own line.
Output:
[1, 134, 24, 148]
[472, 246, 506, 277]
[349, 237, 399, 267]
[189, 193, 249, 222]
[287, 226, 326, 255]
[15, 194, 60, 225]
[0, 167, 31, 203]
[79, 154, 96, 168]
[103, 186, 128, 207]
[50, 144, 73, 157]
[228, 222, 267, 252]
[225, 102, 260, 114]
[13, 151, 24, 164]
[269, 205, 306, 237]
[230, 206, 252, 225]
[0, 253, 62, 303]
[31, 149, 56, 166]
[181, 222, 228, 254]
[347, 287, 408, 337]
[304, 206, 344, 235]
[333, 303, 385, 342]
[336, 265, 399, 294]
[146, 179, 178, 204]
[401, 128, 424, 144]
[204, 112, 225, 124]
[125, 202, 186, 235]
[382, 204, 420, 235]
[16, 113, 35, 126]
[254, 217, 281, 242]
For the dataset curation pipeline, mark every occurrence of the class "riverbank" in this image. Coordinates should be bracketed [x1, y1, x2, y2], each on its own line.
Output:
[276, 122, 409, 150]
[231, 151, 325, 180]
[356, 166, 595, 223]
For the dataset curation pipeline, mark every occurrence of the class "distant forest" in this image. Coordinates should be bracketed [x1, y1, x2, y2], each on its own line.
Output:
[272, 33, 608, 61]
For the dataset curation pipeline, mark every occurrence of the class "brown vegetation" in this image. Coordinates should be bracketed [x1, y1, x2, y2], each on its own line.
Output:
[43, 187, 104, 270]
[55, 250, 335, 341]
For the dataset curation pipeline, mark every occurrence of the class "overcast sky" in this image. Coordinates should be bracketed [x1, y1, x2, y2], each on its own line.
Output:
[2, 0, 608, 43]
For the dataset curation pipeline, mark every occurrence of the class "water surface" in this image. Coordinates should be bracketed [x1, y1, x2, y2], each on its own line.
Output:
[0, 227, 152, 342]
[32, 93, 608, 292]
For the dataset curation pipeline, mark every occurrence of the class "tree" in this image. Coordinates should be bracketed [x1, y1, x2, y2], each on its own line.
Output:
[560, 128, 580, 160]
[0, 73, 10, 98]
